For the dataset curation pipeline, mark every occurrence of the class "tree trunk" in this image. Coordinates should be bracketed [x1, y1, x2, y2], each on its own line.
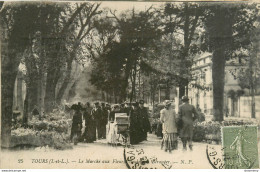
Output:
[56, 58, 73, 105]
[251, 86, 256, 118]
[23, 92, 29, 126]
[212, 48, 225, 121]
[1, 51, 19, 148]
[130, 64, 137, 102]
[1, 73, 17, 148]
[165, 80, 170, 100]
[44, 71, 57, 113]
[27, 79, 39, 116]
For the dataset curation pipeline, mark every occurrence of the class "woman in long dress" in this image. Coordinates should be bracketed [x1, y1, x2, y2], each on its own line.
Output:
[106, 104, 120, 144]
[160, 100, 178, 153]
[83, 103, 96, 143]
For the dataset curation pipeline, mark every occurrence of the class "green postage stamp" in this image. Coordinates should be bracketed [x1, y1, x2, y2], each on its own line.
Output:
[222, 125, 259, 169]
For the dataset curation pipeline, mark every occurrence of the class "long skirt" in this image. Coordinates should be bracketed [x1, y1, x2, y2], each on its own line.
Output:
[84, 123, 96, 143]
[106, 123, 119, 144]
[161, 133, 178, 152]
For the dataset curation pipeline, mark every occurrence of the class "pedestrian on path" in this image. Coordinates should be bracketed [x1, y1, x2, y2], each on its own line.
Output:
[83, 102, 96, 143]
[160, 100, 178, 153]
[139, 100, 150, 141]
[91, 102, 102, 140]
[70, 104, 83, 144]
[129, 102, 142, 144]
[178, 96, 198, 151]
[100, 102, 108, 139]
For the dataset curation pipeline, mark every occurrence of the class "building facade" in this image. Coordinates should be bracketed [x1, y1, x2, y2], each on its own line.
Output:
[188, 53, 260, 120]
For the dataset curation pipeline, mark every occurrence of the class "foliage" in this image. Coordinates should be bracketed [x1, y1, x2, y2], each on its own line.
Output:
[11, 110, 72, 149]
[89, 7, 162, 102]
[193, 118, 259, 143]
[11, 128, 72, 150]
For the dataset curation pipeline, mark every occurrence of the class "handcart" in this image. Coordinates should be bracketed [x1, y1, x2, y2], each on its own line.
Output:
[106, 113, 130, 147]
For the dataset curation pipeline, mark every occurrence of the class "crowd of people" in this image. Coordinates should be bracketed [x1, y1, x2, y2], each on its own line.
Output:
[69, 100, 151, 145]
[25, 95, 199, 152]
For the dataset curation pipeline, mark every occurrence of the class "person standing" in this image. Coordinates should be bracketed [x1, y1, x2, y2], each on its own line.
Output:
[178, 96, 198, 151]
[129, 102, 142, 144]
[160, 100, 178, 153]
[120, 103, 125, 113]
[91, 102, 102, 140]
[139, 100, 150, 141]
[123, 101, 131, 116]
[70, 105, 83, 144]
[83, 102, 96, 143]
[100, 103, 108, 139]
[109, 104, 120, 122]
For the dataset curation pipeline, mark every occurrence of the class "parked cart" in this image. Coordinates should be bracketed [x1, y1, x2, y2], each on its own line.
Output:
[106, 113, 130, 146]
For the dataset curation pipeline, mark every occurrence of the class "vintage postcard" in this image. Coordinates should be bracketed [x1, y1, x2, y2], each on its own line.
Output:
[0, 0, 260, 169]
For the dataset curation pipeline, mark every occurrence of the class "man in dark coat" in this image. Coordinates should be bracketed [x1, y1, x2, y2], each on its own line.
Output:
[139, 100, 150, 141]
[91, 102, 102, 139]
[178, 96, 198, 151]
[83, 102, 96, 143]
[129, 102, 142, 144]
[100, 103, 108, 139]
[70, 105, 83, 144]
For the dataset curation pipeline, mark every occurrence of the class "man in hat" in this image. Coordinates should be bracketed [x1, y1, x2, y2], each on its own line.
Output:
[178, 96, 198, 151]
[139, 100, 150, 141]
[91, 102, 102, 140]
[129, 102, 142, 144]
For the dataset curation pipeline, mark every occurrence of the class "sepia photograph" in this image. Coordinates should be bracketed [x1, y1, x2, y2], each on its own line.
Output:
[0, 1, 259, 169]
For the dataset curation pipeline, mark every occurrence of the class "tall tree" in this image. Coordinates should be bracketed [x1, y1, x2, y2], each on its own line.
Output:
[237, 13, 260, 118]
[201, 3, 258, 121]
[110, 7, 162, 102]
[43, 3, 87, 112]
[56, 3, 102, 105]
[164, 3, 202, 99]
[1, 2, 43, 147]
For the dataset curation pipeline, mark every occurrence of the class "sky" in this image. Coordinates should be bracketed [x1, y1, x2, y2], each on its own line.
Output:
[99, 1, 165, 12]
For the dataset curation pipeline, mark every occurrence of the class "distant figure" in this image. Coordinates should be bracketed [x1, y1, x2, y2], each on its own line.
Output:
[179, 96, 198, 151]
[160, 100, 178, 153]
[109, 104, 120, 122]
[139, 100, 150, 141]
[91, 102, 102, 139]
[83, 102, 96, 143]
[129, 102, 142, 144]
[123, 101, 131, 116]
[100, 103, 108, 139]
[120, 103, 125, 113]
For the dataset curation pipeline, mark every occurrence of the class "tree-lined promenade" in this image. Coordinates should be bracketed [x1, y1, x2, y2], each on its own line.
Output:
[1, 2, 259, 148]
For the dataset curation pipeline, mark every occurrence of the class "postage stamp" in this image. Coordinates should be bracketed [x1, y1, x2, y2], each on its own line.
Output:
[221, 125, 259, 169]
